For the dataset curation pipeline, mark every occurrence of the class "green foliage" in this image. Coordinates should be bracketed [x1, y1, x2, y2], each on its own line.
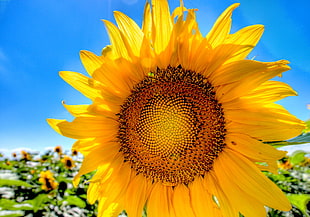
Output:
[269, 132, 310, 148]
[0, 150, 97, 217]
[0, 179, 33, 188]
[266, 150, 310, 217]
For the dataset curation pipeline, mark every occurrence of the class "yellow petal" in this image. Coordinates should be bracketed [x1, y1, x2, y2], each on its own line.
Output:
[226, 133, 286, 161]
[124, 174, 150, 217]
[219, 149, 292, 211]
[103, 20, 131, 60]
[214, 153, 268, 217]
[190, 177, 222, 217]
[73, 143, 119, 187]
[80, 50, 105, 76]
[147, 183, 175, 217]
[225, 104, 305, 141]
[98, 200, 122, 217]
[211, 60, 271, 85]
[97, 164, 132, 215]
[87, 182, 100, 204]
[142, 1, 152, 40]
[152, 0, 173, 54]
[224, 24, 264, 62]
[47, 117, 118, 139]
[173, 184, 195, 217]
[241, 80, 297, 103]
[62, 103, 93, 117]
[216, 60, 290, 102]
[59, 71, 103, 101]
[206, 3, 239, 48]
[203, 173, 238, 217]
[114, 11, 144, 57]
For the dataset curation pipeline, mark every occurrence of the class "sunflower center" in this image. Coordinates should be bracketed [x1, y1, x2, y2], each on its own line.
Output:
[118, 66, 226, 185]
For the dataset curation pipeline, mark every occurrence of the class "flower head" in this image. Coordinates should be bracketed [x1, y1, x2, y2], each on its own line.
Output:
[48, 1, 305, 216]
[61, 155, 76, 169]
[54, 145, 62, 155]
[71, 149, 78, 156]
[39, 170, 58, 191]
[21, 150, 31, 160]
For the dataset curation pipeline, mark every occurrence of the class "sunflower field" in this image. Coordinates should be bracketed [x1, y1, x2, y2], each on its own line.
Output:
[0, 143, 309, 217]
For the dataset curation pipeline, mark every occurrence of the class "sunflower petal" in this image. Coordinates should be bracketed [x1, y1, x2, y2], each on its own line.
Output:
[224, 24, 264, 62]
[114, 11, 143, 57]
[190, 177, 222, 217]
[124, 174, 150, 217]
[203, 173, 238, 217]
[214, 153, 269, 217]
[226, 104, 305, 141]
[211, 59, 270, 85]
[241, 80, 297, 103]
[152, 0, 173, 54]
[217, 60, 290, 102]
[73, 143, 119, 187]
[47, 117, 117, 139]
[220, 149, 292, 211]
[103, 20, 131, 60]
[142, 1, 152, 40]
[206, 3, 239, 48]
[59, 71, 103, 101]
[148, 183, 175, 217]
[173, 184, 195, 217]
[80, 50, 105, 76]
[97, 200, 123, 217]
[226, 133, 286, 161]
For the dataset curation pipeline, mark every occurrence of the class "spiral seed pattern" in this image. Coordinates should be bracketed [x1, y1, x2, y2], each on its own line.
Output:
[118, 66, 226, 185]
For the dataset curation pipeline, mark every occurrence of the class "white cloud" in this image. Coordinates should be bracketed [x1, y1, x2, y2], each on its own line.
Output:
[279, 143, 310, 155]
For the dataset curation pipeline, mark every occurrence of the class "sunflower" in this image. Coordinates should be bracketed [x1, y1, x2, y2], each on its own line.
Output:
[54, 145, 63, 155]
[61, 155, 76, 169]
[21, 150, 31, 160]
[277, 158, 293, 170]
[48, 1, 305, 217]
[39, 170, 58, 191]
[71, 149, 78, 156]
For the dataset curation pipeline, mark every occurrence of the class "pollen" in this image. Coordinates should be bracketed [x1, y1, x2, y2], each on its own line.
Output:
[118, 66, 226, 185]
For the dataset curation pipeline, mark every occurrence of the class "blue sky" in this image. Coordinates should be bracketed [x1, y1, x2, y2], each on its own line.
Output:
[0, 0, 309, 155]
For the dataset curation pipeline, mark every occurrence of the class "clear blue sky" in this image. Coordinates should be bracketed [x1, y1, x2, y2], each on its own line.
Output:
[0, 0, 309, 154]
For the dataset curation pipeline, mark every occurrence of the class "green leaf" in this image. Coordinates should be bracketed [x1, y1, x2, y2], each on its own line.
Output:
[26, 194, 49, 212]
[287, 194, 310, 217]
[268, 132, 310, 148]
[64, 195, 86, 208]
[0, 199, 18, 210]
[290, 150, 307, 165]
[0, 198, 32, 212]
[0, 179, 33, 188]
[0, 212, 24, 217]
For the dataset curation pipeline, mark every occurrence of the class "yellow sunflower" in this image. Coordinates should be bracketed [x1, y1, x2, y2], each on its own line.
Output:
[54, 145, 63, 155]
[21, 150, 31, 160]
[48, 1, 305, 217]
[61, 155, 76, 169]
[39, 170, 58, 191]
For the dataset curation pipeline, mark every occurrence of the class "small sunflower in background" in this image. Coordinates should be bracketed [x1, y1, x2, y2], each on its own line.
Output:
[21, 150, 31, 161]
[48, 0, 305, 216]
[61, 155, 76, 169]
[71, 149, 78, 156]
[39, 170, 58, 191]
[12, 152, 17, 158]
[278, 158, 293, 170]
[54, 145, 62, 155]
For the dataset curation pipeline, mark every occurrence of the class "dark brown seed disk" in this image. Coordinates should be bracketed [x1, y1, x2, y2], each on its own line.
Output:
[118, 65, 226, 185]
